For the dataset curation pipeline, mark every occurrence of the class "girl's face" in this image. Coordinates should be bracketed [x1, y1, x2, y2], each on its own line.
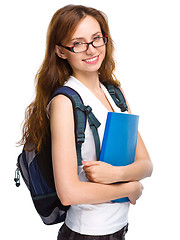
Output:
[57, 15, 106, 79]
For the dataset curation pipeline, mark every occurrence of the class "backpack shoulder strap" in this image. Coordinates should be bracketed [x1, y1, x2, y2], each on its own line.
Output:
[50, 86, 86, 166]
[50, 86, 101, 164]
[104, 84, 128, 112]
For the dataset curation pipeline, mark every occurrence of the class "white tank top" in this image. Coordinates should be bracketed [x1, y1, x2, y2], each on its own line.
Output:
[64, 76, 129, 235]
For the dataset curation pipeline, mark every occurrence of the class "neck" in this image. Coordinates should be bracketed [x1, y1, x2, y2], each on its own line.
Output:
[73, 71, 101, 92]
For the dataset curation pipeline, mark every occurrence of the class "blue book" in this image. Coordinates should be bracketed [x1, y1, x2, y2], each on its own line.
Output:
[99, 112, 139, 203]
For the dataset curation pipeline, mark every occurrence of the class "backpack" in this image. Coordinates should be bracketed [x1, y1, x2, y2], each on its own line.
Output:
[14, 83, 128, 225]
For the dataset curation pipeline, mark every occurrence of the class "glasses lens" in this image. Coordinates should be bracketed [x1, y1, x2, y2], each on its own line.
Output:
[73, 37, 108, 53]
[93, 37, 107, 47]
[73, 43, 87, 53]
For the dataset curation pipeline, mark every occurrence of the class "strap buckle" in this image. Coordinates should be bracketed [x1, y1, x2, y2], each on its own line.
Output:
[84, 105, 92, 114]
[107, 85, 115, 95]
[76, 133, 85, 144]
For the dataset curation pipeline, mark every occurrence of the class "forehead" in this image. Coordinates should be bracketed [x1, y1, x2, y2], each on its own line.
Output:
[71, 15, 101, 40]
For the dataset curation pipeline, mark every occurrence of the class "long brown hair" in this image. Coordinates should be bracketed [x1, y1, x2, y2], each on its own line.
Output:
[19, 4, 120, 151]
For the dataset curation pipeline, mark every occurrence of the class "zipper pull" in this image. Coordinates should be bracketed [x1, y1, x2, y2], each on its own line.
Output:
[14, 165, 20, 187]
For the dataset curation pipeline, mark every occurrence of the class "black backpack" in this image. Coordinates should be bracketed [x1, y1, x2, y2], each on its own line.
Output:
[14, 84, 128, 225]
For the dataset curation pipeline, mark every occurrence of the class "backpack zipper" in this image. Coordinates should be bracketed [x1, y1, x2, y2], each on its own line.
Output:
[14, 163, 20, 187]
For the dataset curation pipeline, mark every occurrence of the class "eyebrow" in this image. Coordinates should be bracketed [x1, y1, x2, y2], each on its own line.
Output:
[70, 31, 102, 42]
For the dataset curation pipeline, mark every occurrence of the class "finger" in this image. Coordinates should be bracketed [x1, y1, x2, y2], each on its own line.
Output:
[85, 173, 93, 182]
[83, 166, 91, 173]
[130, 200, 136, 205]
[82, 161, 99, 167]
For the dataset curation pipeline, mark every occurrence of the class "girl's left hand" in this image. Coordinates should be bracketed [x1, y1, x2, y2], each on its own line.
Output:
[82, 161, 117, 184]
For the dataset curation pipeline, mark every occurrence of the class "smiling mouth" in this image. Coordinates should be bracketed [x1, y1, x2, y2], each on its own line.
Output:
[83, 55, 99, 64]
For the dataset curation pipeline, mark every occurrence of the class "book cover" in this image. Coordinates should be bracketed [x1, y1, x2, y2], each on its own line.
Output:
[99, 112, 139, 203]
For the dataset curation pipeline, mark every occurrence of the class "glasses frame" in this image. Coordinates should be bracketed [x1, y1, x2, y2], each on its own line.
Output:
[59, 35, 108, 53]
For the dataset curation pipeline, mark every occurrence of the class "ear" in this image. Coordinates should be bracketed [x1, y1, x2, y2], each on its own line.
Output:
[55, 45, 67, 59]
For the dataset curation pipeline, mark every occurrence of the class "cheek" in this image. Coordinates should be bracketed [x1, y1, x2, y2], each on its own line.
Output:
[66, 55, 83, 71]
[66, 55, 79, 66]
[100, 46, 106, 59]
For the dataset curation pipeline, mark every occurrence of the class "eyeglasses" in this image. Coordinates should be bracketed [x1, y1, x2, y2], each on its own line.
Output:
[59, 35, 108, 53]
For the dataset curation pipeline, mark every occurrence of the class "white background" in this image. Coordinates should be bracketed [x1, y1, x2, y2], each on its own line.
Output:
[1, 0, 180, 239]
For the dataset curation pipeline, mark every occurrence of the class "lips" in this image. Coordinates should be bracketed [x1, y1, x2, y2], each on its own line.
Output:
[83, 55, 99, 64]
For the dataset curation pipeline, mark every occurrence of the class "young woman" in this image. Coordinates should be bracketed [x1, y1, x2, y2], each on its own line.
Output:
[20, 5, 153, 240]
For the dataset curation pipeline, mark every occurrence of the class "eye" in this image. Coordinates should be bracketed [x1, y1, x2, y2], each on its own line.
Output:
[73, 41, 82, 46]
[93, 35, 102, 41]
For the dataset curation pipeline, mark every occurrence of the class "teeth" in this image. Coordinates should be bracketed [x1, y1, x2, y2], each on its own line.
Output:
[84, 56, 98, 62]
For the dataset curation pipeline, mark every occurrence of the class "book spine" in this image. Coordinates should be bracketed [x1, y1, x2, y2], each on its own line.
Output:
[99, 113, 112, 161]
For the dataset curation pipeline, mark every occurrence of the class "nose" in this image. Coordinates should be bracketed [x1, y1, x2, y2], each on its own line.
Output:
[86, 43, 96, 55]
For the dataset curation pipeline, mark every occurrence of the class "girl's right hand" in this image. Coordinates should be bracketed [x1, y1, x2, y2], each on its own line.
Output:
[128, 181, 144, 205]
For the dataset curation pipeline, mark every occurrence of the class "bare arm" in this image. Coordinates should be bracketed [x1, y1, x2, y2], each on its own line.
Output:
[114, 132, 153, 182]
[50, 95, 143, 206]
[83, 87, 153, 184]
[114, 87, 153, 182]
[83, 132, 152, 183]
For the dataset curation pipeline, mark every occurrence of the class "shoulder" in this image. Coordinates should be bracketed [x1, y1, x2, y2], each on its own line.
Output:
[49, 94, 75, 134]
[50, 94, 73, 116]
